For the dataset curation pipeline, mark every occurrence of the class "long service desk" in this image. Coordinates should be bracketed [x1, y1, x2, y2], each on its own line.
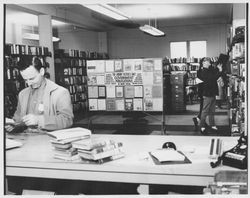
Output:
[6, 133, 243, 187]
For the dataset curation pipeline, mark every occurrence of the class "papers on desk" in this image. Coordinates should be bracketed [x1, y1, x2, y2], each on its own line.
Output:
[6, 138, 23, 150]
[150, 149, 185, 163]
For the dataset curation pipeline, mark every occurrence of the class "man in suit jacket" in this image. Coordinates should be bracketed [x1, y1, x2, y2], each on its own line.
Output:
[6, 56, 73, 132]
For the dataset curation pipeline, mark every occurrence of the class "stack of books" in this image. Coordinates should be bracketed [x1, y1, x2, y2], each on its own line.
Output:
[47, 127, 91, 161]
[72, 137, 125, 163]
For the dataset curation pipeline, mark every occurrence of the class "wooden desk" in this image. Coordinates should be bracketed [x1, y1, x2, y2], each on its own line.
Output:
[6, 134, 241, 186]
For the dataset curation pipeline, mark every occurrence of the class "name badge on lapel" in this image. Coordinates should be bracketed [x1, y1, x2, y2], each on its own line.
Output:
[38, 103, 44, 114]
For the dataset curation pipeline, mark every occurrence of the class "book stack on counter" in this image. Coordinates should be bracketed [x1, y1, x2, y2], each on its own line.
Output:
[47, 127, 92, 161]
[72, 137, 125, 164]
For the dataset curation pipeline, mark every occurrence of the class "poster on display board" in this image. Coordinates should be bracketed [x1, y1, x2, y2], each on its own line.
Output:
[87, 58, 163, 111]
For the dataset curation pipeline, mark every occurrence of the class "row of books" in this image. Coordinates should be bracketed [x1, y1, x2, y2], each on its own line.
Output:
[231, 62, 245, 77]
[56, 49, 109, 60]
[73, 101, 88, 112]
[48, 127, 124, 163]
[70, 93, 87, 103]
[87, 58, 163, 73]
[5, 44, 50, 56]
[163, 57, 219, 64]
[64, 76, 87, 85]
[89, 98, 163, 111]
[61, 59, 86, 67]
[64, 67, 87, 76]
[232, 42, 245, 59]
[67, 84, 87, 94]
[88, 85, 162, 99]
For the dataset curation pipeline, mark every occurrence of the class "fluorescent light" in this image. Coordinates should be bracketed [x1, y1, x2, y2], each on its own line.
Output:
[23, 33, 60, 42]
[139, 24, 165, 36]
[82, 4, 130, 20]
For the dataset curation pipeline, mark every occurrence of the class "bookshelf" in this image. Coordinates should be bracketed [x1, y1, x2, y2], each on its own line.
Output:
[54, 49, 88, 114]
[4, 44, 51, 118]
[227, 24, 246, 136]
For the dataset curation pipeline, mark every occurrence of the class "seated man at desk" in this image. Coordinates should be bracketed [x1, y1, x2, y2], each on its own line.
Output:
[5, 56, 74, 132]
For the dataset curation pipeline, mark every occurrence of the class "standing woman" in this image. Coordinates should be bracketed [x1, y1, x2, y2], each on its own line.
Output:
[199, 57, 223, 135]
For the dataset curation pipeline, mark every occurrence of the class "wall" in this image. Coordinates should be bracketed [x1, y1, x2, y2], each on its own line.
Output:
[108, 23, 228, 59]
[57, 28, 99, 52]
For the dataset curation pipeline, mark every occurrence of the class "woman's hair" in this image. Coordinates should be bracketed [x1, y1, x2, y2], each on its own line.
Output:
[17, 56, 43, 71]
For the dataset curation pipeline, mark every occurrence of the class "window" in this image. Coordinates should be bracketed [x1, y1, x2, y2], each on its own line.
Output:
[170, 41, 207, 58]
[190, 41, 206, 58]
[170, 42, 187, 58]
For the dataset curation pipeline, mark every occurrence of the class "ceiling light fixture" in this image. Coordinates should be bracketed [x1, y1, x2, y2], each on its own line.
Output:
[23, 33, 60, 42]
[139, 10, 165, 37]
[139, 24, 165, 36]
[82, 4, 130, 20]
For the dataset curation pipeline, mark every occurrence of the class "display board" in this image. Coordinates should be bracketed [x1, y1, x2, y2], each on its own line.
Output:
[87, 58, 163, 111]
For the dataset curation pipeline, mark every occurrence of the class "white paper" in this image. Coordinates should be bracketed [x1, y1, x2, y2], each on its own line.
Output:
[106, 85, 116, 98]
[150, 149, 185, 162]
[97, 99, 106, 110]
[105, 60, 114, 72]
[96, 75, 105, 85]
[6, 138, 23, 150]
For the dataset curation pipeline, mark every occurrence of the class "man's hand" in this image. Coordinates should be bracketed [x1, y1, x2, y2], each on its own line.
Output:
[5, 125, 14, 132]
[217, 63, 223, 72]
[22, 114, 39, 126]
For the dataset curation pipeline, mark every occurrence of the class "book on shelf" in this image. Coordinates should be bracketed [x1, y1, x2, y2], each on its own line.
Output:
[47, 127, 91, 142]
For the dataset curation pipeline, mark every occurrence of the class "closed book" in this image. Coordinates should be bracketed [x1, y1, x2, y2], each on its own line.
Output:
[79, 147, 124, 161]
[72, 137, 114, 151]
[81, 153, 125, 164]
[78, 142, 123, 155]
[54, 153, 80, 161]
[47, 127, 91, 141]
[54, 147, 78, 157]
[51, 141, 72, 149]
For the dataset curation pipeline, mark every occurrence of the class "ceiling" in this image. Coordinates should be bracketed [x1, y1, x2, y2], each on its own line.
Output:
[6, 3, 233, 31]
